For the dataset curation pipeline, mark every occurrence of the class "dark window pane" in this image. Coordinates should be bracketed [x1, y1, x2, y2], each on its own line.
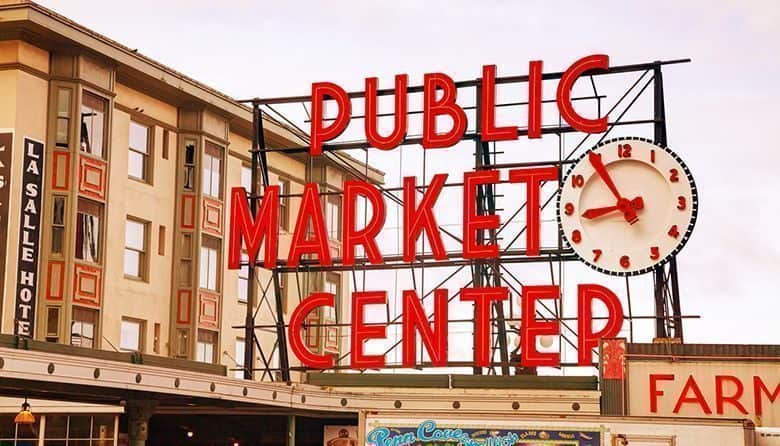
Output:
[53, 197, 65, 225]
[75, 201, 102, 263]
[52, 228, 64, 254]
[80, 92, 106, 158]
[0, 414, 15, 437]
[92, 415, 115, 439]
[16, 419, 39, 438]
[68, 415, 91, 438]
[45, 414, 68, 438]
[185, 143, 195, 164]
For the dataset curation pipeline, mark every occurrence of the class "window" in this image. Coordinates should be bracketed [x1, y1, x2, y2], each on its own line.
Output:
[124, 218, 148, 279]
[51, 196, 66, 254]
[241, 164, 252, 191]
[196, 329, 217, 363]
[75, 199, 102, 263]
[234, 338, 245, 378]
[202, 142, 223, 198]
[326, 195, 342, 241]
[323, 273, 340, 321]
[0, 413, 40, 441]
[46, 306, 60, 343]
[162, 129, 170, 160]
[279, 178, 290, 231]
[199, 236, 220, 291]
[21, 414, 116, 443]
[56, 88, 72, 148]
[183, 140, 196, 190]
[120, 318, 145, 352]
[129, 121, 151, 182]
[180, 233, 193, 286]
[153, 322, 161, 354]
[238, 250, 249, 302]
[80, 91, 107, 158]
[71, 307, 97, 348]
[176, 329, 189, 357]
[158, 225, 166, 255]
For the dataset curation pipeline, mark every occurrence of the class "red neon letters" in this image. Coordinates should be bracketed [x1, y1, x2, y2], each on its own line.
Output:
[649, 374, 779, 417]
[577, 284, 624, 366]
[521, 285, 560, 367]
[309, 55, 610, 152]
[310, 82, 351, 156]
[342, 180, 386, 266]
[288, 285, 624, 369]
[227, 186, 278, 269]
[287, 183, 331, 267]
[229, 169, 554, 268]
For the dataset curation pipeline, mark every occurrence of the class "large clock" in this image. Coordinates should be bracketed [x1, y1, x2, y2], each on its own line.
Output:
[557, 137, 698, 276]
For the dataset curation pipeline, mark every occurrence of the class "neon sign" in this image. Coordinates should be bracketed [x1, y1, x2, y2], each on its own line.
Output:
[228, 54, 697, 371]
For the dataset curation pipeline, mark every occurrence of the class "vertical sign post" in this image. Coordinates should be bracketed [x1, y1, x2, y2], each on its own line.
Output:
[14, 137, 45, 337]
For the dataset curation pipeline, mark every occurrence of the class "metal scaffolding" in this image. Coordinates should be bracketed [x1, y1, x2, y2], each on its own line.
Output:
[236, 58, 693, 380]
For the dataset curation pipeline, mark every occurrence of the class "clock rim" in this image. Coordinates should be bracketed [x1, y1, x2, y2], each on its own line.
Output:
[555, 136, 699, 277]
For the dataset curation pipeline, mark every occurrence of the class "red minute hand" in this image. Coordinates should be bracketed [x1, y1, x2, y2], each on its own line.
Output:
[588, 151, 622, 200]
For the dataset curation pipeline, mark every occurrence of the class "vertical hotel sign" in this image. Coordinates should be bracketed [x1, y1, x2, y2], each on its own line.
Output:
[14, 137, 44, 337]
[0, 133, 12, 324]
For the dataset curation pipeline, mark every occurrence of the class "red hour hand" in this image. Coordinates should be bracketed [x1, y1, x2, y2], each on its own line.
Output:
[582, 205, 619, 219]
[582, 196, 644, 223]
[588, 151, 623, 200]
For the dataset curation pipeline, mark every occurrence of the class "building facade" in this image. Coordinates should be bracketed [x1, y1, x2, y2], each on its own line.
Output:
[0, 2, 775, 446]
[0, 0, 380, 379]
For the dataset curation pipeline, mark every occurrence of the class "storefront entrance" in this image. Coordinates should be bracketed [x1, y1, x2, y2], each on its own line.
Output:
[148, 414, 357, 446]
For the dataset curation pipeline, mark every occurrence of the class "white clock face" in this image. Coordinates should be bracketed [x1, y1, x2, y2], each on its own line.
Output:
[557, 137, 698, 276]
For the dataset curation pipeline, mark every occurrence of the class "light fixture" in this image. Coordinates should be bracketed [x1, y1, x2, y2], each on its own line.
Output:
[186, 431, 194, 438]
[14, 398, 35, 425]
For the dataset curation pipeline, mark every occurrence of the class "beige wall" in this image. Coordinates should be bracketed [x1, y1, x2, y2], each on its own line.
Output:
[0, 55, 50, 333]
[101, 99, 178, 355]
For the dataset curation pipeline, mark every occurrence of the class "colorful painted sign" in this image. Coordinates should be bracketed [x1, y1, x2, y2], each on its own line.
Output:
[366, 420, 601, 446]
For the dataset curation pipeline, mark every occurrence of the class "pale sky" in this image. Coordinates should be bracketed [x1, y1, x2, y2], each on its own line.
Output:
[37, 1, 780, 359]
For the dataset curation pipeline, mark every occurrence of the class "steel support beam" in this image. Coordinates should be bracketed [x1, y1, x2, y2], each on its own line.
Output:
[652, 64, 684, 341]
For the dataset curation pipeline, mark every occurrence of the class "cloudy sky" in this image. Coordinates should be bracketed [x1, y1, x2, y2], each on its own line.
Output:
[38, 1, 779, 356]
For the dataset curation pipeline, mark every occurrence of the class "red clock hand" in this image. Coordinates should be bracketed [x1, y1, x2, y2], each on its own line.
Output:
[588, 151, 623, 201]
[582, 196, 644, 221]
[582, 205, 620, 219]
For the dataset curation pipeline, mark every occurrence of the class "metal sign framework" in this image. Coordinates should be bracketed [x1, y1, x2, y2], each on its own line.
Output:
[236, 58, 692, 381]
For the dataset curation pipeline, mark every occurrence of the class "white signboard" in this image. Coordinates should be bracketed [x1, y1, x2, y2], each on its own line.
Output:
[627, 360, 780, 427]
